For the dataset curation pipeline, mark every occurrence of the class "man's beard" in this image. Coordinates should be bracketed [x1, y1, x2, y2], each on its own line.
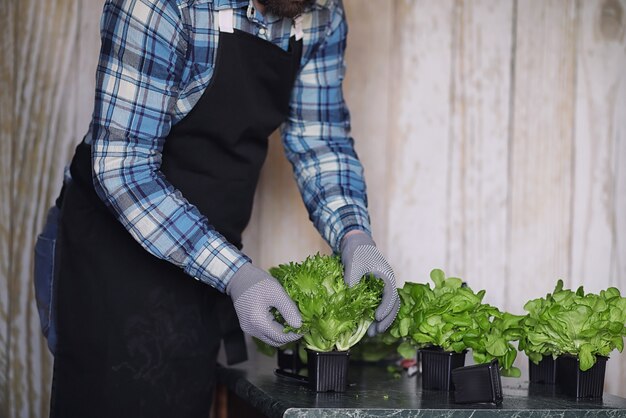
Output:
[262, 0, 316, 18]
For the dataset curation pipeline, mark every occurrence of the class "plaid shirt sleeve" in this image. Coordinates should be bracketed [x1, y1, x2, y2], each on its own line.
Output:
[282, 1, 371, 253]
[90, 0, 248, 292]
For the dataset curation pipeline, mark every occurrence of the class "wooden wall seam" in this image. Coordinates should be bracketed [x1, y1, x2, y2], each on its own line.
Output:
[504, 0, 518, 306]
[0, 0, 17, 414]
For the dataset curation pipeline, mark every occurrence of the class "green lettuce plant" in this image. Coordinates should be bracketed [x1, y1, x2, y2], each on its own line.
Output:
[389, 269, 523, 377]
[268, 253, 383, 352]
[519, 280, 626, 371]
[389, 270, 481, 355]
[463, 309, 524, 377]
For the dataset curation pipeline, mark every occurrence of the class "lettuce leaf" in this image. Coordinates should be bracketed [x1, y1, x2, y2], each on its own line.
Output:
[520, 280, 626, 371]
[388, 269, 522, 376]
[269, 254, 383, 352]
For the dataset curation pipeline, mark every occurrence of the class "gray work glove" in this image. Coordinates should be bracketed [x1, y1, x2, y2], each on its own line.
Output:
[341, 232, 400, 336]
[226, 263, 303, 347]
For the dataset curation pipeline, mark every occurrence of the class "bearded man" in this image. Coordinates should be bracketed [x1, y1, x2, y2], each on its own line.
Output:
[47, 0, 399, 416]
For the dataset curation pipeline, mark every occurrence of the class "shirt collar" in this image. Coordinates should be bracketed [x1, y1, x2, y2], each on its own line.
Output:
[212, 0, 330, 11]
[213, 0, 249, 10]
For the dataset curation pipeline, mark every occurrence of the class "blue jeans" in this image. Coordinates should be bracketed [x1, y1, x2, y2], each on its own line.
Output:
[34, 200, 62, 355]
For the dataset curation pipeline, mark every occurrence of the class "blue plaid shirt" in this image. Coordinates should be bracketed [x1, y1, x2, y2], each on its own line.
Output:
[86, 0, 371, 292]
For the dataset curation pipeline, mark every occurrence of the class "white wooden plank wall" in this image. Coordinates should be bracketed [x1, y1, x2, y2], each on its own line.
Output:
[0, 0, 16, 415]
[341, 1, 393, 253]
[446, 0, 513, 310]
[387, 0, 455, 283]
[507, 0, 578, 380]
[507, 0, 577, 309]
[572, 0, 626, 293]
[1, 1, 625, 416]
[8, 1, 80, 417]
[571, 0, 626, 392]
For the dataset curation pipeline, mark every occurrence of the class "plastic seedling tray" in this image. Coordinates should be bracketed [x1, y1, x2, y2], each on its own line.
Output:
[420, 347, 467, 391]
[451, 359, 503, 405]
[529, 355, 557, 384]
[556, 354, 608, 399]
[306, 349, 350, 392]
[277, 344, 305, 371]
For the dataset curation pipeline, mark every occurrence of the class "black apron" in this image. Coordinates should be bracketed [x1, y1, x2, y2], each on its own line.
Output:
[50, 13, 303, 418]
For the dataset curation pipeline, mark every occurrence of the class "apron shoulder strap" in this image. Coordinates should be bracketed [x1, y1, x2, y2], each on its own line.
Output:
[292, 15, 304, 41]
[218, 8, 234, 33]
[220, 7, 304, 41]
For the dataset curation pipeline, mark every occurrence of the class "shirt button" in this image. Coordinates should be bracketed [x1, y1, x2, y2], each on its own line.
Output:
[259, 27, 267, 36]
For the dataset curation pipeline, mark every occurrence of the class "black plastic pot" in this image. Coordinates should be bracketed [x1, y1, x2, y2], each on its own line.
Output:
[420, 347, 467, 391]
[451, 359, 503, 405]
[556, 354, 608, 399]
[529, 355, 557, 384]
[306, 349, 350, 392]
[277, 345, 305, 371]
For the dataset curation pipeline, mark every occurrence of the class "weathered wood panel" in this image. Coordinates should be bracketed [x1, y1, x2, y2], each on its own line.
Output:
[387, 0, 455, 286]
[612, 0, 626, 390]
[571, 0, 626, 292]
[613, 56, 626, 395]
[342, 0, 393, 252]
[3, 0, 626, 414]
[506, 0, 578, 313]
[571, 0, 626, 396]
[446, 0, 513, 309]
[0, 0, 16, 416]
[74, 2, 104, 148]
[7, 0, 83, 416]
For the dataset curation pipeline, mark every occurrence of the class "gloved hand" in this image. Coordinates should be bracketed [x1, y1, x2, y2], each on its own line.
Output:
[341, 231, 400, 336]
[226, 262, 303, 347]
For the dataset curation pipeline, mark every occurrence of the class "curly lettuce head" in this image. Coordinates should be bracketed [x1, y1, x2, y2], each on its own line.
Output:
[270, 254, 383, 352]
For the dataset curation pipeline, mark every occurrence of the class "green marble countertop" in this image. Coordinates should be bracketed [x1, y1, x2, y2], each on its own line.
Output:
[217, 352, 626, 418]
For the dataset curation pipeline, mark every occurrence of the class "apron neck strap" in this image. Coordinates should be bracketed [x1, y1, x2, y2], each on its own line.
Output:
[219, 8, 304, 40]
[292, 15, 304, 41]
[218, 9, 234, 33]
